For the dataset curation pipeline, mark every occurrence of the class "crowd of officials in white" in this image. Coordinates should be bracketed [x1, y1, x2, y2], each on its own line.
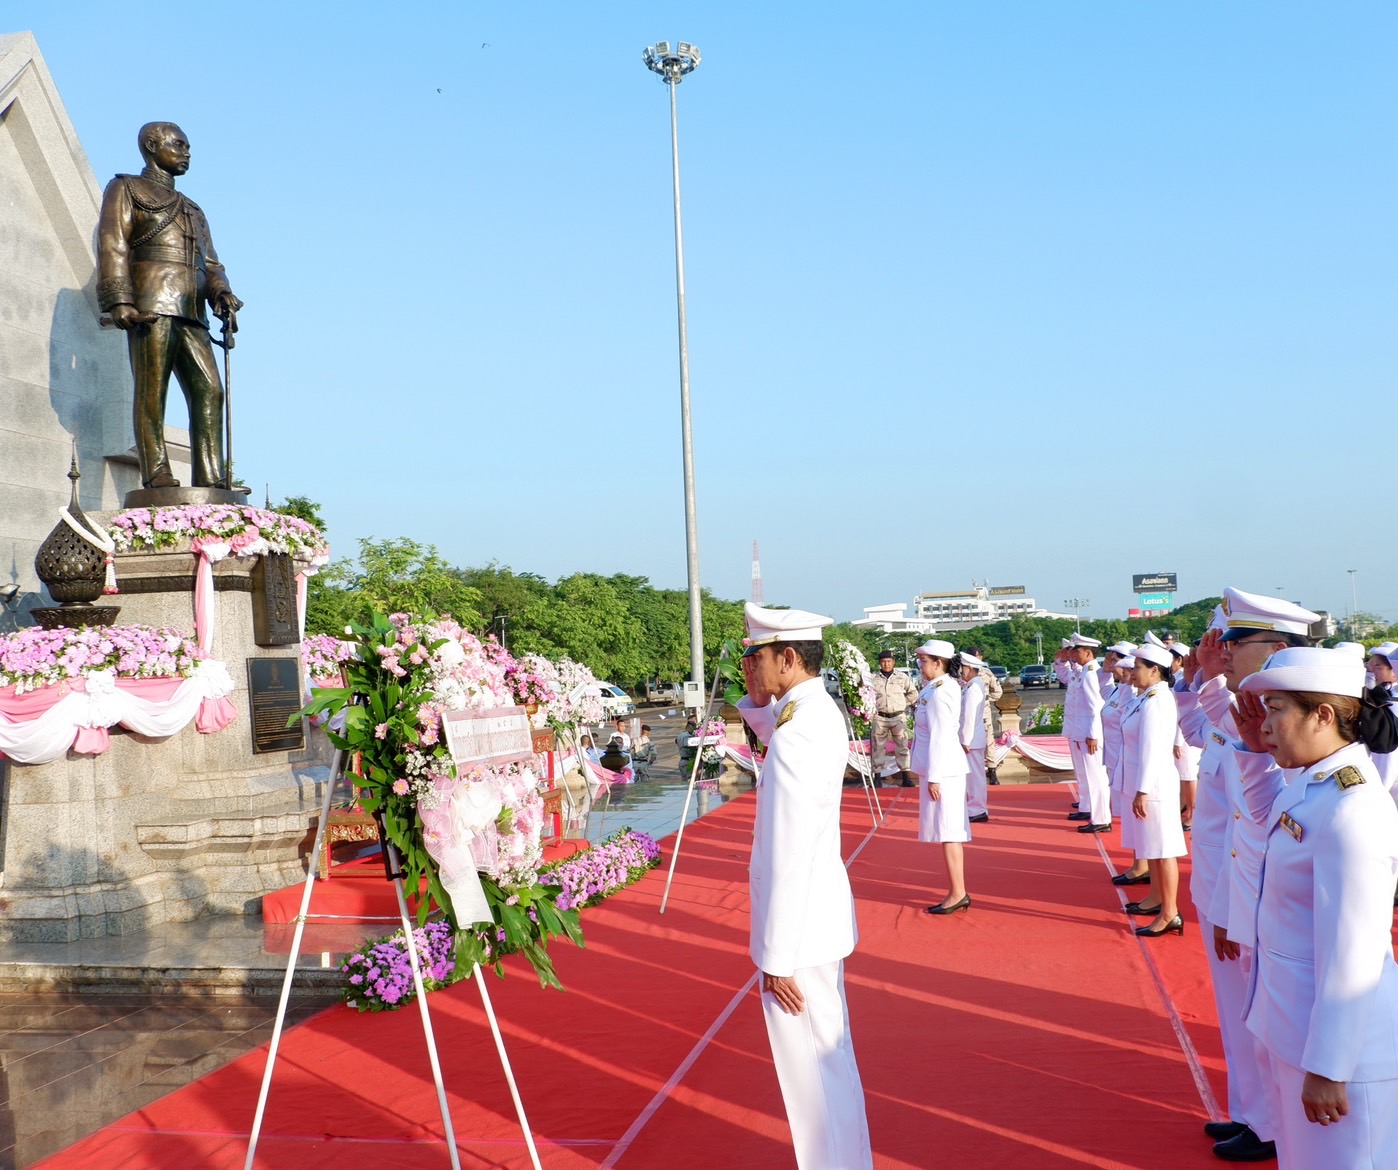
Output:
[896, 586, 1398, 1169]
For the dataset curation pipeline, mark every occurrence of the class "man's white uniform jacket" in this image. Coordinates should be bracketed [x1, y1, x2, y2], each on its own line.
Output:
[739, 676, 858, 978]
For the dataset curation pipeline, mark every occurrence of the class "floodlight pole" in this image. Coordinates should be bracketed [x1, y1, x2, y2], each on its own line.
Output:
[1064, 597, 1090, 633]
[645, 41, 706, 696]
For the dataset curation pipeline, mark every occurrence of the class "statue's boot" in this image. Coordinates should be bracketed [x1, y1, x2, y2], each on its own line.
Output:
[145, 465, 181, 489]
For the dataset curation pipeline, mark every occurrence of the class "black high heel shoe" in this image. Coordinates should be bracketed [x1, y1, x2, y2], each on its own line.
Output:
[925, 895, 971, 916]
[1112, 872, 1150, 886]
[1135, 915, 1184, 937]
[1124, 901, 1162, 916]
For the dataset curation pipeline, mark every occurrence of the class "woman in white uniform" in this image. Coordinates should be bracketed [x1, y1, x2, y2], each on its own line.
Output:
[910, 639, 971, 914]
[1231, 647, 1398, 1170]
[1119, 642, 1187, 937]
[1101, 645, 1146, 885]
[958, 652, 990, 823]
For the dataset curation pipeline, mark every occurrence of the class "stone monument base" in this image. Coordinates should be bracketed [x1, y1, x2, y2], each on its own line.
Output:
[0, 545, 332, 943]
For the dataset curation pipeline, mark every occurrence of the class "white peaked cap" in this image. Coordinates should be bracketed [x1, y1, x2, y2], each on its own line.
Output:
[1143, 630, 1167, 648]
[1106, 641, 1137, 656]
[1219, 587, 1320, 641]
[742, 602, 832, 656]
[960, 652, 988, 670]
[1070, 633, 1102, 648]
[1208, 604, 1228, 633]
[1169, 642, 1190, 658]
[1117, 654, 1137, 669]
[1239, 647, 1365, 699]
[1061, 638, 1072, 649]
[1368, 641, 1398, 660]
[1134, 643, 1174, 670]
[916, 639, 956, 659]
[1334, 642, 1366, 657]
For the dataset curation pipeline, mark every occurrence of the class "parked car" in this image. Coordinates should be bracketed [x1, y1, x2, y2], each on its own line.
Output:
[647, 680, 680, 705]
[595, 683, 636, 718]
[1019, 664, 1052, 688]
[821, 668, 842, 699]
[989, 665, 1009, 684]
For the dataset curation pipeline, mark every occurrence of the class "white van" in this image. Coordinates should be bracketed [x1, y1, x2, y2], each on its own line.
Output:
[596, 683, 636, 718]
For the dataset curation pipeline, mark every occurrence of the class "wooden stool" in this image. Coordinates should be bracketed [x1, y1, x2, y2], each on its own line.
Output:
[319, 807, 380, 879]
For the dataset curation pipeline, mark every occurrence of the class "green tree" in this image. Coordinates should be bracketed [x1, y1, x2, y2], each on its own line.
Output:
[517, 573, 645, 683]
[349, 537, 483, 628]
[458, 562, 553, 647]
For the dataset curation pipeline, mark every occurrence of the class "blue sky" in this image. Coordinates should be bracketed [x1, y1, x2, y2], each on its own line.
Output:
[20, 2, 1398, 626]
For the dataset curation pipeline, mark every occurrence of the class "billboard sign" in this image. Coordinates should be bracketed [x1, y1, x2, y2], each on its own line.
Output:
[1132, 572, 1177, 592]
[988, 585, 1026, 596]
[1138, 592, 1173, 609]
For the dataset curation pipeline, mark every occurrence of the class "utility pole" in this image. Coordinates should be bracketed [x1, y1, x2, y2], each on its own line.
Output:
[1063, 597, 1091, 634]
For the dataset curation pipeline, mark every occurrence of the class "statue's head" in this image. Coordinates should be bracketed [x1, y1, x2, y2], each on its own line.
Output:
[138, 122, 190, 176]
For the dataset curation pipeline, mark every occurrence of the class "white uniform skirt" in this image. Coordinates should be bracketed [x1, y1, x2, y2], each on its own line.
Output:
[918, 769, 971, 843]
[1134, 780, 1187, 861]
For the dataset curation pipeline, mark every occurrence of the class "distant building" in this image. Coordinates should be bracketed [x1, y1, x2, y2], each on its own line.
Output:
[854, 585, 1070, 634]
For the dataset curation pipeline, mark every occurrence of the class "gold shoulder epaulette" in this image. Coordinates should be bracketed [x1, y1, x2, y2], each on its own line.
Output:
[1333, 765, 1365, 790]
[775, 701, 796, 729]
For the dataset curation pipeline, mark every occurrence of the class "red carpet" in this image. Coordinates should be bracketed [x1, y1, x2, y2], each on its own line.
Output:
[40, 785, 1245, 1169]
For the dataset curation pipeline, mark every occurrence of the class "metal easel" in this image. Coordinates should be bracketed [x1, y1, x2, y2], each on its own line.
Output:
[245, 725, 544, 1170]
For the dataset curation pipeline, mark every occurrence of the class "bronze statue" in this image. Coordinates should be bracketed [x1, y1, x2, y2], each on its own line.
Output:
[97, 122, 242, 489]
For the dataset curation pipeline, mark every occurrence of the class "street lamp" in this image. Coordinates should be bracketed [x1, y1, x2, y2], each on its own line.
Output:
[1063, 597, 1091, 634]
[1348, 569, 1359, 639]
[642, 39, 706, 699]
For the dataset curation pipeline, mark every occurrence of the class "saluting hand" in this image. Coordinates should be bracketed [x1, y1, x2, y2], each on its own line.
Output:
[763, 972, 805, 1016]
[1233, 692, 1269, 754]
[1195, 629, 1227, 681]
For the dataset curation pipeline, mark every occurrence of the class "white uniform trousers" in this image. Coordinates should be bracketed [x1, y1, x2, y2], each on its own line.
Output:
[965, 746, 988, 817]
[1265, 1051, 1398, 1170]
[1069, 738, 1112, 825]
[1200, 924, 1274, 1139]
[761, 959, 873, 1170]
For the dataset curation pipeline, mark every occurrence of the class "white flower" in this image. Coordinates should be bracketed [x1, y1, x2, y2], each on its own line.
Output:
[436, 639, 466, 667]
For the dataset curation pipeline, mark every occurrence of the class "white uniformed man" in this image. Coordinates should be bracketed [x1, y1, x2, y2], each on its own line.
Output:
[958, 652, 992, 822]
[737, 602, 873, 1170]
[1057, 633, 1112, 832]
[1187, 587, 1320, 1162]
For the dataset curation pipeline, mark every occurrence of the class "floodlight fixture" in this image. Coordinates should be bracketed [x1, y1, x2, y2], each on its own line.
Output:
[644, 39, 701, 84]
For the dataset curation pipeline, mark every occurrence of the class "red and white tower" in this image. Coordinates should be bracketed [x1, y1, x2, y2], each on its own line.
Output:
[750, 539, 764, 605]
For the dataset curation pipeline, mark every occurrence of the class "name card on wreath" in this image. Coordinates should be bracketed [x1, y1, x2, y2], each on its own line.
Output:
[443, 706, 535, 770]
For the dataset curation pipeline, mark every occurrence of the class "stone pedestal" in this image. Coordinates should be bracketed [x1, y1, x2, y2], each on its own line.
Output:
[0, 548, 333, 942]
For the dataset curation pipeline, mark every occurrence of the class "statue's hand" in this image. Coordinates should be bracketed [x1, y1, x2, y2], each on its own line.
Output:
[110, 303, 157, 331]
[214, 292, 244, 329]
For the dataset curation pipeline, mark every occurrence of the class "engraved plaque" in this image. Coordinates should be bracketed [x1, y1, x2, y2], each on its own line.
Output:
[442, 707, 533, 770]
[252, 553, 299, 646]
[247, 657, 306, 754]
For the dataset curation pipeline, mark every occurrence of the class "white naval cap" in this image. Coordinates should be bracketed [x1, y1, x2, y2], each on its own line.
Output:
[1134, 642, 1174, 670]
[1169, 642, 1190, 658]
[1069, 633, 1102, 648]
[1106, 641, 1137, 656]
[915, 639, 956, 659]
[1142, 630, 1167, 649]
[1207, 604, 1228, 633]
[959, 652, 988, 671]
[1117, 654, 1137, 669]
[1333, 641, 1367, 658]
[1368, 641, 1398, 661]
[1239, 646, 1366, 699]
[741, 601, 833, 656]
[1061, 638, 1072, 649]
[1218, 587, 1320, 642]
